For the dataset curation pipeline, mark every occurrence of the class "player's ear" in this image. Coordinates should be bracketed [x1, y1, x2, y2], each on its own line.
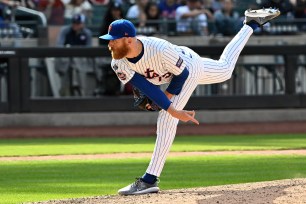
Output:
[126, 37, 133, 44]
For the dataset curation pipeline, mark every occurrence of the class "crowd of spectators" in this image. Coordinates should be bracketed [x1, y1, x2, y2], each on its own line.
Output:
[0, 0, 305, 97]
[0, 0, 305, 38]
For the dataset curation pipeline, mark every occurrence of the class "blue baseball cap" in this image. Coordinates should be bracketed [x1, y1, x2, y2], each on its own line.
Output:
[99, 19, 136, 40]
[72, 14, 86, 24]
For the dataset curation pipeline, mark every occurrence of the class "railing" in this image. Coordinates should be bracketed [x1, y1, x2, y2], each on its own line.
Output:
[126, 18, 306, 36]
[0, 1, 47, 40]
[0, 45, 305, 113]
[89, 18, 306, 37]
[15, 6, 47, 27]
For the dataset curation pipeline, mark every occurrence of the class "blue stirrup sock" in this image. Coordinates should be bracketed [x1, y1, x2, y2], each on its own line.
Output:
[141, 173, 157, 184]
[247, 21, 259, 30]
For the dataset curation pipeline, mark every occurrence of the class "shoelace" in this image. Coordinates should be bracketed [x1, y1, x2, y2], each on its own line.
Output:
[131, 177, 143, 188]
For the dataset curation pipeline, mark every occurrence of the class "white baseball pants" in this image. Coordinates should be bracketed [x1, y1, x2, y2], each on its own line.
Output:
[146, 25, 253, 177]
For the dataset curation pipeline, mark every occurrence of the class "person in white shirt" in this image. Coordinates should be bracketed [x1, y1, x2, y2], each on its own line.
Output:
[63, 0, 92, 23]
[175, 0, 211, 35]
[126, 0, 149, 19]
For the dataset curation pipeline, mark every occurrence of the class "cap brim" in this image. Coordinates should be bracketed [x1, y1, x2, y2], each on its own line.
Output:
[99, 34, 121, 40]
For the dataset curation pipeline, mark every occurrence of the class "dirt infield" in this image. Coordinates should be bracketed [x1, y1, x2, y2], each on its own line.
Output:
[2, 149, 306, 161]
[33, 178, 306, 204]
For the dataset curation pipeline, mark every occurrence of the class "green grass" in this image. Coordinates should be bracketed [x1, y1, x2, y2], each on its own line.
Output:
[0, 134, 306, 157]
[1, 155, 306, 204]
[1, 134, 305, 203]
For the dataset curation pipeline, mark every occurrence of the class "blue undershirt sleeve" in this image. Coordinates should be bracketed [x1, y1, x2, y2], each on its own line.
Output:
[129, 73, 172, 110]
[166, 67, 189, 95]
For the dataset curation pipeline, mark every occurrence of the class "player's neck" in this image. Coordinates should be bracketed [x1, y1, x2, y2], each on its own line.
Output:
[126, 39, 143, 59]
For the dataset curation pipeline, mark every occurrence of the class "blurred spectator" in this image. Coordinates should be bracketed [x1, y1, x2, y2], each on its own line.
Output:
[201, 0, 214, 20]
[292, 0, 306, 31]
[202, 0, 216, 14]
[63, 0, 93, 24]
[14, 0, 36, 9]
[99, 1, 124, 46]
[0, 6, 3, 21]
[37, 0, 65, 25]
[89, 0, 109, 5]
[97, 1, 124, 96]
[139, 1, 160, 34]
[258, 0, 295, 18]
[56, 14, 92, 46]
[0, 4, 22, 40]
[211, 0, 222, 12]
[175, 0, 210, 35]
[55, 14, 93, 96]
[0, 0, 35, 8]
[159, 0, 180, 18]
[126, 0, 148, 20]
[158, 0, 180, 35]
[214, 0, 242, 36]
[292, 0, 306, 18]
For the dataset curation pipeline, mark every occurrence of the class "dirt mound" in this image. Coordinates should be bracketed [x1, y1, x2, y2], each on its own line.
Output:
[34, 178, 306, 204]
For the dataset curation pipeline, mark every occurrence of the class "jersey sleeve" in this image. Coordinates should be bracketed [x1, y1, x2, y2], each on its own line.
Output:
[162, 43, 187, 76]
[111, 60, 135, 84]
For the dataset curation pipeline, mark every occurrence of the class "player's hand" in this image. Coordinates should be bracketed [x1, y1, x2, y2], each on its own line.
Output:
[167, 105, 199, 125]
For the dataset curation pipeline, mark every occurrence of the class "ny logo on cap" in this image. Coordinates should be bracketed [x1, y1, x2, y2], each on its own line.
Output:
[125, 32, 128, 36]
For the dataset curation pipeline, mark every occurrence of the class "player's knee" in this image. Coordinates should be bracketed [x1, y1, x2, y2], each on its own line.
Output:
[220, 71, 233, 82]
[216, 61, 235, 82]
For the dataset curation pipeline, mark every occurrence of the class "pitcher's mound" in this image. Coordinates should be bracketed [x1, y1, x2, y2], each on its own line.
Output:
[36, 178, 306, 204]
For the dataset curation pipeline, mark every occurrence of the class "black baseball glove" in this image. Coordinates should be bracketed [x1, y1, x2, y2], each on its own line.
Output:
[132, 86, 161, 111]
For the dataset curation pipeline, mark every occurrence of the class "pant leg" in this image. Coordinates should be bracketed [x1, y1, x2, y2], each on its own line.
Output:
[146, 75, 199, 177]
[145, 25, 254, 177]
[198, 25, 253, 84]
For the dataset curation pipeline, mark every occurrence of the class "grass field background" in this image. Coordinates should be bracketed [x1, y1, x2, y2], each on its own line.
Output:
[1, 134, 306, 204]
[0, 134, 306, 156]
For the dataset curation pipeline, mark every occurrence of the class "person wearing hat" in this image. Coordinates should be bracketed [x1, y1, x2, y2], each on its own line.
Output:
[99, 2, 124, 46]
[214, 0, 242, 36]
[56, 13, 92, 47]
[55, 14, 93, 96]
[100, 8, 280, 195]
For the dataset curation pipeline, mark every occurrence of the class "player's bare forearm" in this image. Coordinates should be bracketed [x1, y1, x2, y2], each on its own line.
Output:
[167, 104, 199, 125]
[181, 10, 203, 18]
[164, 90, 173, 100]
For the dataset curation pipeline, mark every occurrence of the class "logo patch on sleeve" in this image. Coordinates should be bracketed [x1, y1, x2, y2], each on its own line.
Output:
[176, 57, 183, 68]
[117, 72, 126, 80]
[112, 64, 118, 70]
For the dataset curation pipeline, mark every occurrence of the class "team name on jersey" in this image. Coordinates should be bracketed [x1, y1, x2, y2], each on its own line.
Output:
[144, 68, 172, 82]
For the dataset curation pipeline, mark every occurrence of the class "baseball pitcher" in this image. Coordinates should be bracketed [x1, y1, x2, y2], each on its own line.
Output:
[99, 8, 280, 195]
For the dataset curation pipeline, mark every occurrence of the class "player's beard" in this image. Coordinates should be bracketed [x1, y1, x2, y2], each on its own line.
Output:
[109, 43, 129, 59]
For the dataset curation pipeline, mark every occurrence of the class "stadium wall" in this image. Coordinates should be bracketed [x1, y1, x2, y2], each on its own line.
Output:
[1, 109, 306, 127]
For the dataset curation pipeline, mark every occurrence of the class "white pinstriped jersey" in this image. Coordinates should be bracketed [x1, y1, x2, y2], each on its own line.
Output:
[111, 36, 199, 85]
[143, 25, 254, 177]
[108, 24, 255, 178]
